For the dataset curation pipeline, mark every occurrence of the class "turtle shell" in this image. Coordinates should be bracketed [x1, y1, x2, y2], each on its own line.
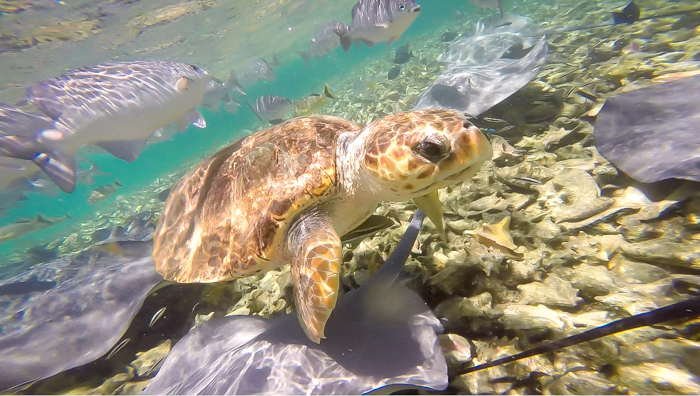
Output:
[153, 115, 363, 283]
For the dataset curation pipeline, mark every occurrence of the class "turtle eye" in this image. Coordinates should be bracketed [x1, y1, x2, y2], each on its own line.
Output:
[189, 64, 200, 72]
[398, 4, 405, 10]
[412, 136, 450, 164]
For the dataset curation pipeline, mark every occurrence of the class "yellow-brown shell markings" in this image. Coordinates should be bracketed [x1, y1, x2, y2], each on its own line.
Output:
[153, 115, 363, 283]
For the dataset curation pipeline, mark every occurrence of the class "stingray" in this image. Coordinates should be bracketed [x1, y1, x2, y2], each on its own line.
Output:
[145, 209, 449, 395]
[413, 35, 548, 116]
[0, 244, 163, 392]
[594, 75, 700, 183]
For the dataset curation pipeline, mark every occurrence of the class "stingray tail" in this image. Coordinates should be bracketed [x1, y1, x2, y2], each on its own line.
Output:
[0, 134, 76, 194]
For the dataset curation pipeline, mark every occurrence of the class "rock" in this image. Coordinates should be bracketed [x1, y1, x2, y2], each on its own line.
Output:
[130, 339, 171, 378]
[438, 333, 473, 371]
[497, 304, 567, 333]
[610, 255, 669, 284]
[617, 362, 700, 394]
[571, 264, 616, 299]
[542, 370, 623, 395]
[517, 274, 582, 308]
[532, 168, 614, 224]
[115, 380, 151, 395]
[621, 239, 700, 270]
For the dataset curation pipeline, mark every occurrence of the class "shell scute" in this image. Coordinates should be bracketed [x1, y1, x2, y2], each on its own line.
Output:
[153, 115, 363, 283]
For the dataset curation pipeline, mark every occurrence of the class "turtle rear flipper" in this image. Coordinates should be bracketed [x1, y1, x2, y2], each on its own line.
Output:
[289, 215, 341, 344]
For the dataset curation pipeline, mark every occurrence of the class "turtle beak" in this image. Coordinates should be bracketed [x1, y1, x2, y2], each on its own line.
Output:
[412, 190, 445, 238]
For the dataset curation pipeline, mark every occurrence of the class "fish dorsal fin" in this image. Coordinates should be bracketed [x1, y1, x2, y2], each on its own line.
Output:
[36, 215, 50, 223]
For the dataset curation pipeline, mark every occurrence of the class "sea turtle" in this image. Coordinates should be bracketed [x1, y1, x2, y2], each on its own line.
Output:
[153, 109, 493, 343]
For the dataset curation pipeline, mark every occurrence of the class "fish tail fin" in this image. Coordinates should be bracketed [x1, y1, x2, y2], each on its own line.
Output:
[330, 23, 352, 52]
[227, 71, 247, 95]
[0, 135, 77, 193]
[245, 102, 264, 123]
[323, 84, 335, 99]
[297, 51, 311, 65]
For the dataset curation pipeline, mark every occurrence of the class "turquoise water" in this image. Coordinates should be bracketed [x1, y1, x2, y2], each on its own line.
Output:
[0, 0, 475, 253]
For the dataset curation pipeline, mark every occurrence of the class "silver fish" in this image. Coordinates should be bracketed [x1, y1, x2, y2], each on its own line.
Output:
[87, 180, 123, 205]
[471, 0, 504, 17]
[201, 71, 246, 113]
[297, 21, 346, 64]
[0, 61, 212, 193]
[246, 95, 294, 124]
[0, 214, 70, 242]
[331, 0, 421, 52]
[239, 59, 277, 87]
[149, 307, 167, 328]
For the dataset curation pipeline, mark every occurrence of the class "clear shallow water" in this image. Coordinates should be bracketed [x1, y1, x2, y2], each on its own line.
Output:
[0, 0, 485, 255]
[1, 0, 700, 394]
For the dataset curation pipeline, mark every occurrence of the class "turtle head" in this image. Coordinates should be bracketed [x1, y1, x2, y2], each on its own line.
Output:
[360, 109, 492, 235]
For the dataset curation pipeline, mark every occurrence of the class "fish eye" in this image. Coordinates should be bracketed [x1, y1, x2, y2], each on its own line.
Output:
[399, 4, 405, 10]
[412, 136, 450, 164]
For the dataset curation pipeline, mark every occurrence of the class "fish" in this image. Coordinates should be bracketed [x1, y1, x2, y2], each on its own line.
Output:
[87, 180, 122, 204]
[393, 43, 413, 64]
[28, 158, 105, 197]
[388, 65, 401, 80]
[0, 214, 70, 242]
[0, 275, 56, 297]
[331, 0, 421, 52]
[201, 71, 246, 114]
[471, 0, 504, 17]
[246, 96, 294, 124]
[291, 84, 335, 117]
[441, 31, 459, 42]
[612, 1, 640, 25]
[297, 21, 346, 64]
[239, 59, 277, 87]
[0, 61, 212, 194]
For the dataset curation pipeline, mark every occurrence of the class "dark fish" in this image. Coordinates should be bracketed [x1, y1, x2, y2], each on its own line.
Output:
[246, 96, 294, 124]
[331, 0, 421, 52]
[0, 275, 56, 297]
[87, 180, 122, 205]
[440, 31, 459, 42]
[157, 188, 172, 201]
[393, 43, 413, 64]
[388, 66, 401, 80]
[0, 61, 212, 193]
[297, 21, 345, 64]
[612, 1, 640, 25]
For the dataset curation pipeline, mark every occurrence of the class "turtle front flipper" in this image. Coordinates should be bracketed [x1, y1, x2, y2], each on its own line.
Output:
[288, 216, 341, 344]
